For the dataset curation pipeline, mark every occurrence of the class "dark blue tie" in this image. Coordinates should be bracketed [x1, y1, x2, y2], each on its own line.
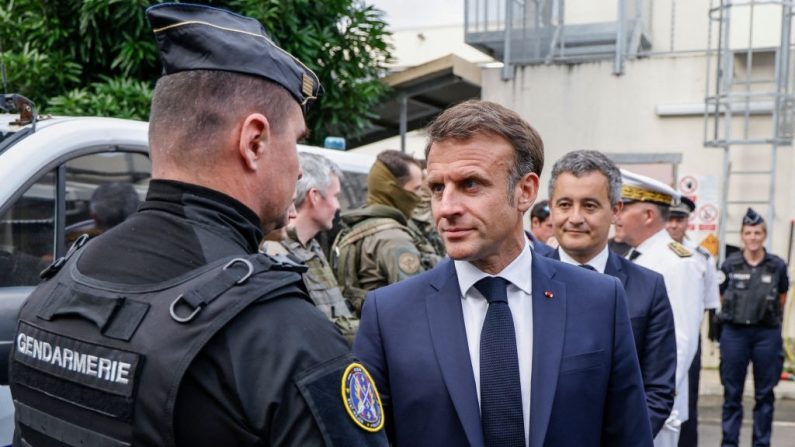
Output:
[475, 276, 525, 447]
[579, 264, 596, 271]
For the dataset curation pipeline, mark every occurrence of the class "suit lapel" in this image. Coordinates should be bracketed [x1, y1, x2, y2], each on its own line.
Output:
[426, 260, 484, 447]
[605, 251, 629, 288]
[529, 255, 566, 447]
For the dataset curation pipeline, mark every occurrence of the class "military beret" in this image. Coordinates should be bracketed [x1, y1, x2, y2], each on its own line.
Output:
[620, 169, 680, 207]
[669, 196, 695, 217]
[146, 2, 323, 114]
[742, 207, 764, 226]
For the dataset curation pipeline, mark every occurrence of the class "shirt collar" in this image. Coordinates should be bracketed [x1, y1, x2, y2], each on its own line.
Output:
[454, 236, 534, 297]
[558, 244, 610, 273]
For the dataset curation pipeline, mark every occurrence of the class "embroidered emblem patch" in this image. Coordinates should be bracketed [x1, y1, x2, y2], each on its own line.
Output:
[341, 362, 384, 432]
[398, 252, 420, 274]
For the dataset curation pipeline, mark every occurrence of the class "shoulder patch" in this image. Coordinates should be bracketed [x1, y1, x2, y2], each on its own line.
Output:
[341, 362, 384, 432]
[398, 251, 421, 275]
[668, 241, 692, 258]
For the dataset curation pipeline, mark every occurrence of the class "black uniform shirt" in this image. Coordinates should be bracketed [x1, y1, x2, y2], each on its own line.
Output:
[77, 180, 354, 446]
[719, 250, 789, 295]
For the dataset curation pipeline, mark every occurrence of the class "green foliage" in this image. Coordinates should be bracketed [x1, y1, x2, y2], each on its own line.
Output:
[0, 0, 392, 145]
[47, 76, 153, 120]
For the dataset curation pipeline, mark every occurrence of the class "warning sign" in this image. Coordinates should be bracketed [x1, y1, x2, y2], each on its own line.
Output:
[677, 175, 720, 247]
[680, 176, 699, 195]
[698, 204, 718, 223]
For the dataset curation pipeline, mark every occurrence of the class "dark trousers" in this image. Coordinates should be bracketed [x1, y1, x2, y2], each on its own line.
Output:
[678, 336, 701, 447]
[720, 324, 784, 447]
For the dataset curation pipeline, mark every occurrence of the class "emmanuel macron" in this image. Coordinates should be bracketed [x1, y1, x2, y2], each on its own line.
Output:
[353, 100, 652, 447]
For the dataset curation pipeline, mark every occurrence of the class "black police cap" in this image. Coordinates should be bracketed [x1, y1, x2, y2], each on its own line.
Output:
[146, 3, 323, 114]
[742, 207, 764, 226]
[669, 196, 695, 217]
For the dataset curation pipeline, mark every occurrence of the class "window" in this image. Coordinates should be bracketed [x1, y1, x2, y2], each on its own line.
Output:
[62, 152, 150, 253]
[0, 172, 56, 286]
[0, 151, 150, 287]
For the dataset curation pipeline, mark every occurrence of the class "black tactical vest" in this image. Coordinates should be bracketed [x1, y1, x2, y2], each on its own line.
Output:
[720, 258, 782, 326]
[9, 236, 308, 447]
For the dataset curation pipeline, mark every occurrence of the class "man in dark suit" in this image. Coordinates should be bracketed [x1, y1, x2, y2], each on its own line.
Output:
[353, 100, 653, 447]
[545, 150, 677, 436]
[526, 230, 554, 256]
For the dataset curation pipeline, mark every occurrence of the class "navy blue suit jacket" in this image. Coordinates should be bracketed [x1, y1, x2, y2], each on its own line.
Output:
[549, 248, 676, 435]
[353, 255, 653, 447]
[526, 230, 554, 256]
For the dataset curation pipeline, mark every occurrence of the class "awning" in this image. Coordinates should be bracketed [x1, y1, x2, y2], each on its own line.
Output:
[348, 54, 481, 149]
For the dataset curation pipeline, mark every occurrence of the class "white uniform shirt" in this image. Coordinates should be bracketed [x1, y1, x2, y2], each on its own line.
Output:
[632, 229, 704, 422]
[558, 244, 610, 273]
[684, 238, 721, 310]
[454, 238, 533, 445]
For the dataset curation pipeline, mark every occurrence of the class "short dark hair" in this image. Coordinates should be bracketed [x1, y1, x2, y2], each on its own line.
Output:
[656, 204, 671, 221]
[531, 200, 550, 222]
[91, 182, 140, 229]
[149, 70, 294, 164]
[377, 150, 421, 186]
[548, 150, 622, 206]
[424, 100, 544, 196]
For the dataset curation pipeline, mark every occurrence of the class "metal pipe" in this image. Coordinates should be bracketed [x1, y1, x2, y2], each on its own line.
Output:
[719, 0, 734, 264]
[502, 0, 515, 81]
[399, 94, 407, 153]
[704, 0, 718, 146]
[720, 148, 731, 264]
[614, 0, 627, 75]
[743, 0, 757, 140]
[670, 0, 677, 52]
[765, 0, 794, 246]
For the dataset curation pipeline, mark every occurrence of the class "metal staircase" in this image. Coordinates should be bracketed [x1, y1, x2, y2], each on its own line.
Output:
[704, 0, 795, 262]
[464, 0, 653, 78]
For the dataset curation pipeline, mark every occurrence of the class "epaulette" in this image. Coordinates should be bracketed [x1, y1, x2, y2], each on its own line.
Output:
[695, 246, 711, 260]
[668, 241, 692, 258]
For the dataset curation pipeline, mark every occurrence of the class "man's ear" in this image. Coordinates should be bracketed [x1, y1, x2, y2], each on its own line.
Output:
[238, 113, 270, 171]
[309, 188, 320, 206]
[643, 205, 656, 224]
[611, 201, 623, 224]
[516, 172, 540, 213]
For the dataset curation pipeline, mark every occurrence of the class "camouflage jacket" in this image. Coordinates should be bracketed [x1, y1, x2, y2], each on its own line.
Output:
[332, 204, 440, 315]
[263, 228, 359, 343]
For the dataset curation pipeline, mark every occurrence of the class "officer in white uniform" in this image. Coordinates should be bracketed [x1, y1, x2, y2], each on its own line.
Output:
[614, 170, 705, 447]
[667, 197, 721, 310]
[666, 196, 720, 447]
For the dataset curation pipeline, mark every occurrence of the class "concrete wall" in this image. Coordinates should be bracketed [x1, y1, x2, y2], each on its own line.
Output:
[481, 51, 794, 255]
[386, 25, 493, 71]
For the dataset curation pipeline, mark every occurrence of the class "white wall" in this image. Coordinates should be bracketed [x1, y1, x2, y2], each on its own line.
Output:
[387, 25, 493, 71]
[482, 52, 794, 255]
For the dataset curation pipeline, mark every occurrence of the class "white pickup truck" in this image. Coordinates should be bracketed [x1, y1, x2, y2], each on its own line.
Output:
[0, 103, 375, 445]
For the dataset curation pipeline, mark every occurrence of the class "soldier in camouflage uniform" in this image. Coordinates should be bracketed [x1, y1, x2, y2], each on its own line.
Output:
[411, 164, 446, 258]
[263, 153, 358, 342]
[333, 150, 441, 315]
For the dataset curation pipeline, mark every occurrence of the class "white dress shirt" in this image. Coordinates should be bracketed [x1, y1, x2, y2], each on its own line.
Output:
[454, 238, 533, 445]
[558, 244, 610, 273]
